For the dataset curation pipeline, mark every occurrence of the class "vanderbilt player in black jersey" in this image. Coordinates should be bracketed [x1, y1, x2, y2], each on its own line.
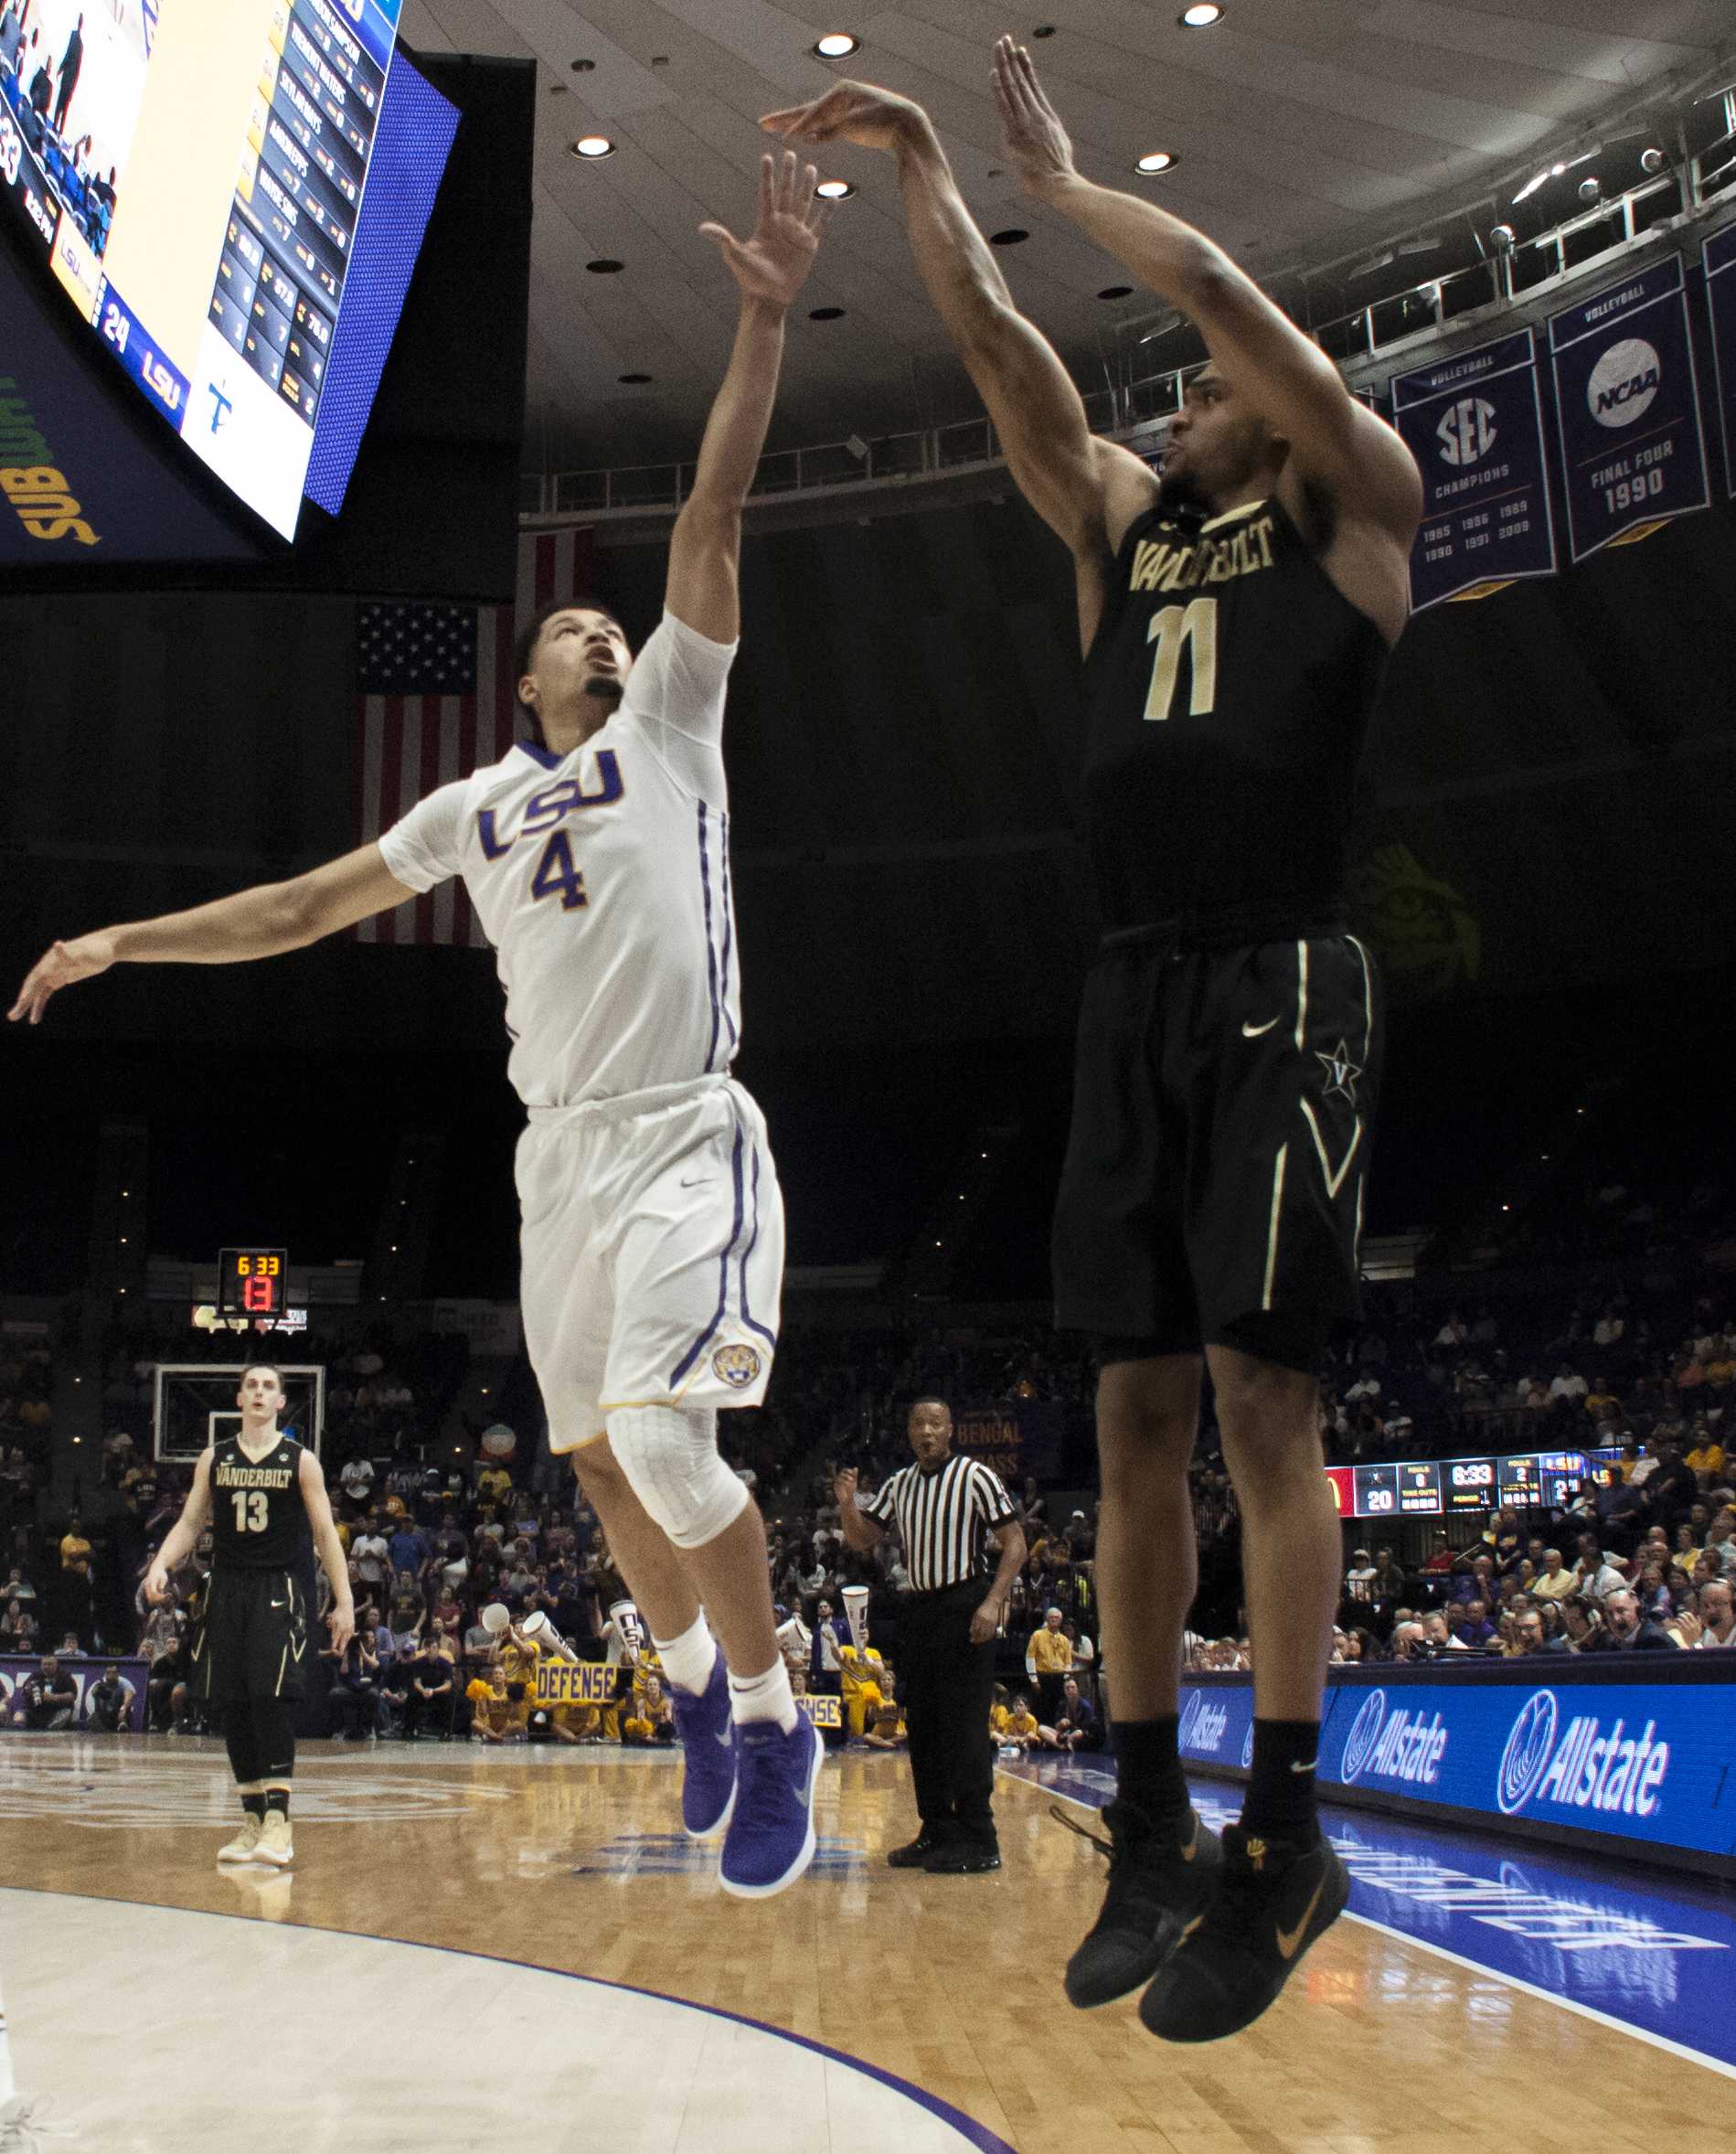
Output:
[145, 1365, 354, 1867]
[767, 44, 1422, 2042]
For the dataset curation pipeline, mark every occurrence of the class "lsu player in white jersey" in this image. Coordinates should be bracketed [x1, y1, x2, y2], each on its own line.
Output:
[10, 152, 834, 1902]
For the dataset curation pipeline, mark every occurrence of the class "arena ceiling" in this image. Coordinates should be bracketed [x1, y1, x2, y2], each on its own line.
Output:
[397, 2, 1736, 468]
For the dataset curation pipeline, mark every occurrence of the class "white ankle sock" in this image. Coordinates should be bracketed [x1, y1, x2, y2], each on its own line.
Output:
[727, 1657, 797, 1733]
[652, 1613, 717, 1697]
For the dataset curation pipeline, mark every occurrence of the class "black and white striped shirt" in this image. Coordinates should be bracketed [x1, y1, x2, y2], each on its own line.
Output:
[864, 1455, 1018, 1593]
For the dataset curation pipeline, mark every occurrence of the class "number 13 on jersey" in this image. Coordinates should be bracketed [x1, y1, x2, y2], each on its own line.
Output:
[1145, 596, 1219, 722]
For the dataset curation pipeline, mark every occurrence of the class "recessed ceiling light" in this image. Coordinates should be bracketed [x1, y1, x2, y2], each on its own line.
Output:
[814, 32, 859, 59]
[571, 134, 614, 159]
[1098, 284, 1134, 299]
[1179, 4, 1224, 26]
[809, 305, 847, 320]
[586, 258, 623, 273]
[548, 84, 569, 96]
[618, 372, 652, 384]
[570, 58, 595, 72]
[1134, 151, 1178, 175]
[1032, 22, 1056, 34]
[989, 227, 1029, 245]
[816, 179, 855, 199]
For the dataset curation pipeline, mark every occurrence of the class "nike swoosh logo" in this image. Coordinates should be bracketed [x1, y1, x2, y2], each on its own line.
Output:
[1242, 1015, 1281, 1038]
[1290, 1758, 1318, 1775]
[270, 1601, 286, 1610]
[1276, 1877, 1326, 1960]
[715, 1727, 733, 1748]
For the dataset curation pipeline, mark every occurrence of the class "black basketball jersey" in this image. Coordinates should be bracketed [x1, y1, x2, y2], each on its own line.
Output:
[208, 1434, 310, 1571]
[1080, 492, 1390, 932]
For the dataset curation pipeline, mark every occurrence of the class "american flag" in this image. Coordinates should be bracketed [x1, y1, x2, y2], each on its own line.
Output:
[354, 527, 594, 945]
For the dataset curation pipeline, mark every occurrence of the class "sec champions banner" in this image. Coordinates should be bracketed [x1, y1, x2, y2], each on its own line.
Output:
[1392, 328, 1557, 607]
[1704, 223, 1736, 500]
[1547, 253, 1710, 562]
[1178, 1663, 1736, 1864]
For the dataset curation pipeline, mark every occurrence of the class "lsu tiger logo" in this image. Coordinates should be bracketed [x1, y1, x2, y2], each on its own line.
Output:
[712, 1343, 762, 1389]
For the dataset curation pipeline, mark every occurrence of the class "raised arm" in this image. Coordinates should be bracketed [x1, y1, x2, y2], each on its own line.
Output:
[991, 38, 1421, 549]
[762, 82, 1155, 649]
[666, 151, 832, 645]
[8, 839, 418, 1027]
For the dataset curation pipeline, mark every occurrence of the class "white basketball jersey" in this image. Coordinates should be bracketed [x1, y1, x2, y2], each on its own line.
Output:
[378, 610, 743, 1108]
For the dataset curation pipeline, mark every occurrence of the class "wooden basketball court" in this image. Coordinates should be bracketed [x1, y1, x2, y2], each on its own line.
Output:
[1, 1736, 1729, 2150]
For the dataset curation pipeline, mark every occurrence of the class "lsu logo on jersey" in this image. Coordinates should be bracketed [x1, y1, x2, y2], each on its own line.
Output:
[478, 752, 624, 859]
[711, 1344, 761, 1389]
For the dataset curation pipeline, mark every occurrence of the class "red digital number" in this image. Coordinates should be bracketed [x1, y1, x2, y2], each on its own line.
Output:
[242, 1274, 276, 1312]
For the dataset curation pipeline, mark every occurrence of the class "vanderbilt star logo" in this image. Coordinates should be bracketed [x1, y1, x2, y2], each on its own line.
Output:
[1315, 1038, 1363, 1106]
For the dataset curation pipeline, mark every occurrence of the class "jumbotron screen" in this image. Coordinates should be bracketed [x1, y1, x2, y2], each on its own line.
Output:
[0, 0, 454, 538]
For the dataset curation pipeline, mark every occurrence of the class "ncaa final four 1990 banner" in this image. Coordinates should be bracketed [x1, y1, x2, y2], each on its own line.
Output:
[1547, 254, 1710, 563]
[1391, 328, 1557, 609]
[1704, 224, 1736, 500]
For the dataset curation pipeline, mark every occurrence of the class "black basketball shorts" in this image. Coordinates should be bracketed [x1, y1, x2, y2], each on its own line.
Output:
[191, 1568, 311, 1702]
[1052, 930, 1381, 1372]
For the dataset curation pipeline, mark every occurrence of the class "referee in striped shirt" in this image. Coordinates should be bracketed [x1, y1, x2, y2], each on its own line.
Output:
[836, 1397, 1026, 1874]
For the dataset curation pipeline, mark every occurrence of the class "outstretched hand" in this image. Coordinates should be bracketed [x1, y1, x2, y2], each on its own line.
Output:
[700, 150, 831, 308]
[990, 34, 1079, 199]
[8, 931, 115, 1026]
[761, 79, 929, 155]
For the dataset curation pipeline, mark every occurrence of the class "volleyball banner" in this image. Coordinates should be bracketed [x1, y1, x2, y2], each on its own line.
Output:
[1703, 224, 1736, 500]
[1391, 328, 1557, 608]
[1547, 254, 1710, 562]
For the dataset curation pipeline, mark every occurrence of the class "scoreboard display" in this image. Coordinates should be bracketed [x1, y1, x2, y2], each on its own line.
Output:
[1445, 1456, 1498, 1513]
[0, 0, 456, 538]
[1497, 1454, 1546, 1508]
[1398, 1461, 1443, 1515]
[1328, 1450, 1592, 1520]
[217, 1246, 288, 1317]
[1352, 1465, 1400, 1519]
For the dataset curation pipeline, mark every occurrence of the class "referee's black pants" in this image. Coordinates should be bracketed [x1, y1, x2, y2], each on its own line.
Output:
[899, 1582, 998, 1851]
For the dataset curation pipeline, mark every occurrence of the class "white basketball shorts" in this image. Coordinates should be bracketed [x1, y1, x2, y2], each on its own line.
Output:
[516, 1075, 784, 1455]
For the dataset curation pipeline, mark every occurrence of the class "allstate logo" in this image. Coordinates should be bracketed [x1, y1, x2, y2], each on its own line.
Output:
[1496, 1690, 1559, 1815]
[1339, 1690, 1387, 1784]
[1177, 1690, 1229, 1754]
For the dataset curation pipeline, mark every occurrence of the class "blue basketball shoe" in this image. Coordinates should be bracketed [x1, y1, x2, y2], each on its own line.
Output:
[670, 1650, 737, 1840]
[719, 1712, 823, 1899]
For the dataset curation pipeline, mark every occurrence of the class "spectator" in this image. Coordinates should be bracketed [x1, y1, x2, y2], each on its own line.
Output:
[1531, 1548, 1578, 1604]
[1038, 1675, 1100, 1752]
[10, 1653, 77, 1729]
[407, 1638, 455, 1737]
[1000, 1692, 1039, 1754]
[1026, 1605, 1072, 1722]
[1548, 1363, 1588, 1406]
[339, 1455, 376, 1509]
[0, 1595, 35, 1654]
[1344, 1548, 1377, 1600]
[1682, 1579, 1734, 1649]
[326, 1626, 383, 1738]
[85, 1662, 134, 1732]
[1602, 1588, 1675, 1652]
[351, 1521, 390, 1593]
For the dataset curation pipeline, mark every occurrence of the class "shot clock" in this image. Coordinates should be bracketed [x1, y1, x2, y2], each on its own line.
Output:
[217, 1247, 288, 1318]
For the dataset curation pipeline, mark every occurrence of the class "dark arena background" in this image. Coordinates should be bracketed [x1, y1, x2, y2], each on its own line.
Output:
[0, 5, 1733, 2149]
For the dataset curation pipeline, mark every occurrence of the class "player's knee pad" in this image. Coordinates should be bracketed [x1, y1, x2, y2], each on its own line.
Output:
[605, 1403, 748, 1550]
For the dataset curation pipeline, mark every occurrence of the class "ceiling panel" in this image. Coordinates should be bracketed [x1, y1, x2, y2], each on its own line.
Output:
[394, 2, 1736, 470]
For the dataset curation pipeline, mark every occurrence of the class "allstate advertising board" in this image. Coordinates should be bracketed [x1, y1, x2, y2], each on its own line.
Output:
[1178, 1664, 1735, 1862]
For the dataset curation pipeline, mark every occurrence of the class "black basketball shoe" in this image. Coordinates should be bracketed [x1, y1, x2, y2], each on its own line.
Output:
[1059, 1799, 1222, 2009]
[1138, 1824, 1349, 2043]
[887, 1829, 945, 1869]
